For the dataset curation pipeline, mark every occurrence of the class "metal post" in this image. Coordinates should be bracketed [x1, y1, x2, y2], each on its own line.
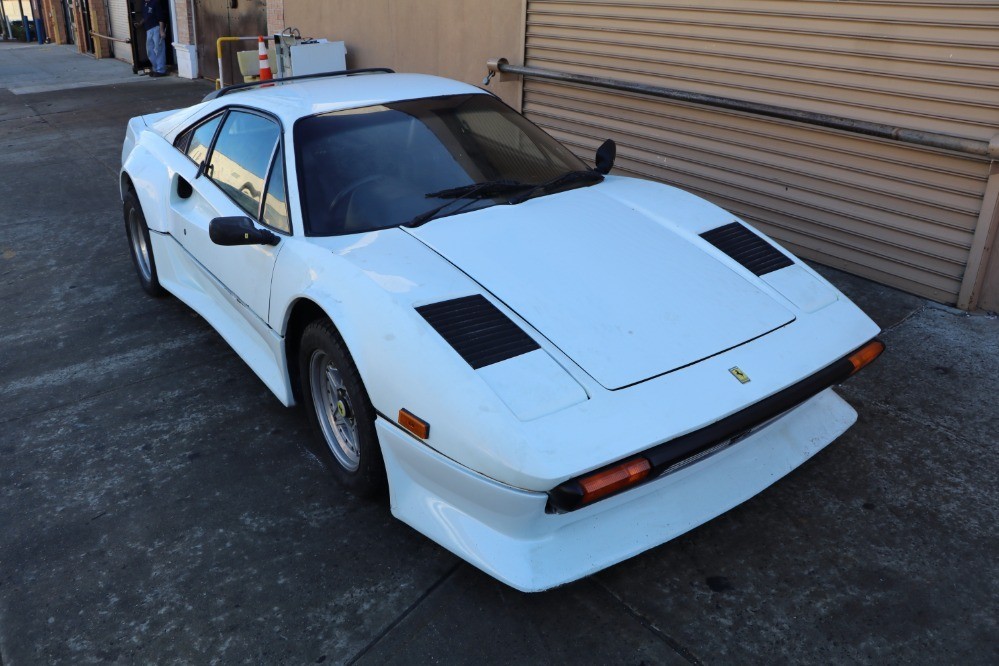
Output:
[958, 155, 999, 309]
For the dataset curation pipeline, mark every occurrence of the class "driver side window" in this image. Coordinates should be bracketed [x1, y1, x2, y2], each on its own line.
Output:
[205, 111, 281, 219]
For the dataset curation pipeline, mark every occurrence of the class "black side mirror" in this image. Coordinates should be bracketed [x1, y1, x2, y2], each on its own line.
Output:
[209, 216, 280, 246]
[595, 139, 616, 175]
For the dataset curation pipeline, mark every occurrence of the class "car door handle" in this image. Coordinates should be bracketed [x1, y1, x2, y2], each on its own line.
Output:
[177, 175, 193, 199]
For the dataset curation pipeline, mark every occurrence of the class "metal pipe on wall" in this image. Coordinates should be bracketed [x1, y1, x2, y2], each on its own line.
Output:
[486, 59, 997, 159]
[90, 29, 127, 43]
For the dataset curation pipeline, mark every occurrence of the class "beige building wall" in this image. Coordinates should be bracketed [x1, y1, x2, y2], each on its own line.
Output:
[280, 0, 525, 108]
[2, 1, 32, 21]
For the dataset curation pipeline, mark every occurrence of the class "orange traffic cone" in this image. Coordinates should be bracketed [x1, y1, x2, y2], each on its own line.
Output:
[257, 36, 272, 81]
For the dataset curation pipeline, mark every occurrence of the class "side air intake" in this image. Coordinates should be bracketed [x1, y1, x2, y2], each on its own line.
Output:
[700, 222, 793, 276]
[416, 295, 540, 369]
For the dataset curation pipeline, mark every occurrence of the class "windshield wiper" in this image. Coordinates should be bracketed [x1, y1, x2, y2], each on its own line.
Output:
[508, 170, 603, 205]
[404, 179, 529, 228]
[426, 179, 527, 200]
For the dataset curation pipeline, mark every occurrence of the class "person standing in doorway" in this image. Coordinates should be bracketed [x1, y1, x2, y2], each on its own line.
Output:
[142, 0, 168, 77]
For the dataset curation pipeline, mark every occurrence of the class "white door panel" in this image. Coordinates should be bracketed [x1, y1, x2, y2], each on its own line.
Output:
[166, 109, 286, 325]
[170, 166, 281, 323]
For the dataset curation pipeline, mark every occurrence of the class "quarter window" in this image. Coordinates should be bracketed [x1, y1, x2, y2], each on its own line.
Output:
[205, 111, 281, 218]
[186, 114, 223, 165]
[174, 126, 193, 152]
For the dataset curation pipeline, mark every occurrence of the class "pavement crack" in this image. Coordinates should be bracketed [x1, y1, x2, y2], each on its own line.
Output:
[880, 303, 928, 336]
[592, 578, 703, 665]
[344, 562, 461, 665]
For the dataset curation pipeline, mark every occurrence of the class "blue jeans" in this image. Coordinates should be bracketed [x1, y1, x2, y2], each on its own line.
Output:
[146, 27, 167, 74]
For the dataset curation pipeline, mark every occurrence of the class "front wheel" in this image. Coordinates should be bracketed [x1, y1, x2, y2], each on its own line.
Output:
[299, 317, 386, 498]
[123, 191, 166, 297]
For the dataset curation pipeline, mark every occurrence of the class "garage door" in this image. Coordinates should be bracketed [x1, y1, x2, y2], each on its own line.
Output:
[105, 0, 131, 63]
[522, 1, 999, 303]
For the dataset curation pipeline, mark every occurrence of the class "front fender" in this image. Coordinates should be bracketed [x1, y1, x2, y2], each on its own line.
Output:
[269, 229, 553, 487]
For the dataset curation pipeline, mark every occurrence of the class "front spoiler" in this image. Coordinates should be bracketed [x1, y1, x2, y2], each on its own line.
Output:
[378, 387, 857, 592]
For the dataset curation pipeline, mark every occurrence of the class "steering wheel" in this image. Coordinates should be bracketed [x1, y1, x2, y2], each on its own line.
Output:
[327, 175, 382, 228]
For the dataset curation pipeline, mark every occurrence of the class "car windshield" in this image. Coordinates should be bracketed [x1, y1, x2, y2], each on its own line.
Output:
[294, 94, 590, 236]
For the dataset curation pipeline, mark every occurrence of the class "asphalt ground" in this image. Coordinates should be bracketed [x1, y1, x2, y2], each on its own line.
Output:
[1, 43, 997, 664]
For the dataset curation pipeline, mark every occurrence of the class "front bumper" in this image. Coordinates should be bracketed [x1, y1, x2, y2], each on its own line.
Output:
[378, 387, 857, 592]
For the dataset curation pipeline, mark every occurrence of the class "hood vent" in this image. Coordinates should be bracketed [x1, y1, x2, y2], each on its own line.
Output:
[701, 223, 793, 276]
[417, 295, 540, 369]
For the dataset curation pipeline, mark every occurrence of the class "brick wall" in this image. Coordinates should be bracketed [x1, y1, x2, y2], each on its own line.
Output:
[174, 0, 194, 45]
[266, 0, 284, 36]
[87, 0, 111, 58]
[38, 0, 66, 44]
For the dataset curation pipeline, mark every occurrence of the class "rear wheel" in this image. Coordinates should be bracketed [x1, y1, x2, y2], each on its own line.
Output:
[123, 191, 166, 297]
[299, 317, 386, 498]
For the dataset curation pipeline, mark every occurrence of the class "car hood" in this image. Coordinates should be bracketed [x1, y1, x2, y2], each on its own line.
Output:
[406, 178, 795, 390]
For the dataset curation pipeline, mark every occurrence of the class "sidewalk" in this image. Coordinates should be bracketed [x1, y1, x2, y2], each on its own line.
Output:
[0, 41, 152, 95]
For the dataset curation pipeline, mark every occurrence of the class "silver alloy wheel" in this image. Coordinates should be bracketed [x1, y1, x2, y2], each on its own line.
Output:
[128, 207, 152, 282]
[309, 349, 361, 471]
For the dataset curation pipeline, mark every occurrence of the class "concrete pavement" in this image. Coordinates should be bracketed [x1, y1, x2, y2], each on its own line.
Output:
[0, 42, 151, 95]
[1, 42, 996, 664]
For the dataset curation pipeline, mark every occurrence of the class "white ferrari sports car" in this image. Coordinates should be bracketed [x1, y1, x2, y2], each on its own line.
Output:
[120, 69, 883, 591]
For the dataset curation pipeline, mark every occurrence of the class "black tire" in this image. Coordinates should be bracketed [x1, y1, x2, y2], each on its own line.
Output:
[123, 191, 166, 297]
[299, 317, 386, 498]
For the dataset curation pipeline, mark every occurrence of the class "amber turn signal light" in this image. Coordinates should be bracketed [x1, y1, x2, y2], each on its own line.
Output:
[549, 457, 654, 512]
[847, 340, 885, 375]
[579, 457, 652, 505]
[398, 409, 430, 439]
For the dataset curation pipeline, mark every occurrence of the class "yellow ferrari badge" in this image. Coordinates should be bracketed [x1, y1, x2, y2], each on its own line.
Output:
[729, 366, 751, 384]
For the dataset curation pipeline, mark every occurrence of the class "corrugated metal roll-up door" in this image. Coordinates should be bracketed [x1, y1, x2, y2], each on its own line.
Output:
[522, 1, 999, 303]
[106, 0, 132, 63]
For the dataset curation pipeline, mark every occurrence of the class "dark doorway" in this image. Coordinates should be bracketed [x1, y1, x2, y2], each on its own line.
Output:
[78, 0, 94, 53]
[194, 0, 266, 84]
[62, 0, 75, 44]
[130, 0, 175, 73]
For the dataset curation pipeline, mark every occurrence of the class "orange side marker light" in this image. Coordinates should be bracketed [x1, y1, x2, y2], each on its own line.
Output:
[399, 409, 430, 439]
